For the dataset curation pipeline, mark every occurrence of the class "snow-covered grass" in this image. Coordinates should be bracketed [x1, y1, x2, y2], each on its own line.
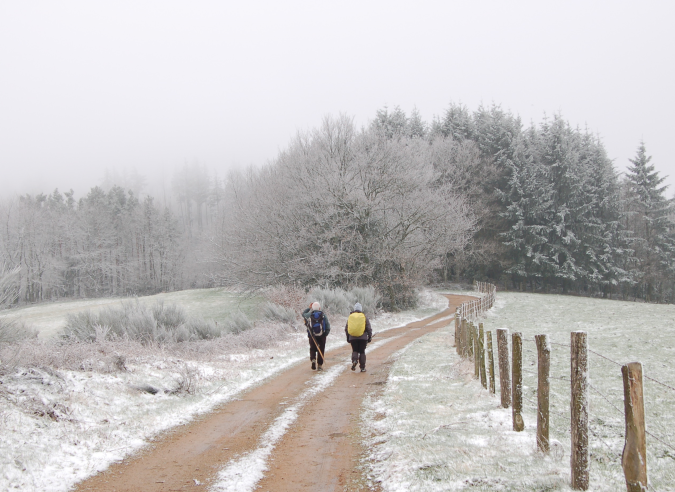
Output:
[362, 292, 675, 491]
[0, 288, 266, 339]
[0, 289, 448, 492]
[211, 363, 347, 492]
[210, 335, 402, 492]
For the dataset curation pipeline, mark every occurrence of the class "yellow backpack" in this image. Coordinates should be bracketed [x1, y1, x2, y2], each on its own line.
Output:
[347, 312, 366, 337]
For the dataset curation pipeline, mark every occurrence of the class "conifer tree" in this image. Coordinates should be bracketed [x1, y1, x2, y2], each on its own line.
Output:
[623, 142, 675, 301]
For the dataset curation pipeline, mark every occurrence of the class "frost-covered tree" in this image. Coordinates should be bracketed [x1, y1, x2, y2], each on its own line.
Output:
[214, 115, 475, 308]
[0, 186, 185, 303]
[407, 107, 427, 139]
[371, 105, 408, 139]
[623, 142, 675, 301]
[500, 116, 632, 294]
[436, 102, 474, 141]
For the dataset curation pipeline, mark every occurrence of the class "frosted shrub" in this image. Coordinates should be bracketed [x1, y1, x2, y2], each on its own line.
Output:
[63, 301, 225, 344]
[0, 318, 38, 343]
[171, 363, 200, 395]
[152, 301, 187, 329]
[224, 312, 253, 334]
[263, 285, 306, 312]
[183, 318, 222, 340]
[261, 302, 297, 324]
[349, 286, 380, 315]
[308, 287, 352, 316]
[308, 286, 381, 316]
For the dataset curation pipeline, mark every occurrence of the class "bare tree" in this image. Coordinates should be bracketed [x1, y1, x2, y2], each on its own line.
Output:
[213, 115, 476, 308]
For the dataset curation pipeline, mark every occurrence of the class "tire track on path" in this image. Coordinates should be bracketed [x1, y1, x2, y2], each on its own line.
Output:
[74, 294, 475, 492]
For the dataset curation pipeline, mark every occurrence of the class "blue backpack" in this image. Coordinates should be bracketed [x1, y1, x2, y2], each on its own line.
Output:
[308, 311, 325, 336]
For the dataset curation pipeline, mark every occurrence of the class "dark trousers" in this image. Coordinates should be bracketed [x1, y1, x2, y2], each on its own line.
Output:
[350, 339, 368, 369]
[309, 334, 327, 365]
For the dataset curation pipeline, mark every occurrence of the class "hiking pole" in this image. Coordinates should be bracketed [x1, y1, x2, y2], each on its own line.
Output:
[307, 327, 325, 362]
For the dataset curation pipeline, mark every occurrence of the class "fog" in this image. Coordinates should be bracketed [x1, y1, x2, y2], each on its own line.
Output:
[1, 1, 673, 198]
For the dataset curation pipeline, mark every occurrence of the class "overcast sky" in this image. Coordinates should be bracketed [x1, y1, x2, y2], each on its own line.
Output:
[1, 1, 673, 198]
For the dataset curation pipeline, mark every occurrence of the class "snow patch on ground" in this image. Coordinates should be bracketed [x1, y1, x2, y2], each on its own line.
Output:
[361, 292, 675, 491]
[210, 364, 346, 492]
[0, 290, 447, 492]
[210, 336, 399, 492]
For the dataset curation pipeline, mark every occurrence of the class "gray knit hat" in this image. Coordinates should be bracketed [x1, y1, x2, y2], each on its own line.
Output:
[354, 302, 363, 311]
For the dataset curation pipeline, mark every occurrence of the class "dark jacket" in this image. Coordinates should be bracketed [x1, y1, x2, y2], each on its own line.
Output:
[345, 310, 372, 342]
[302, 307, 331, 337]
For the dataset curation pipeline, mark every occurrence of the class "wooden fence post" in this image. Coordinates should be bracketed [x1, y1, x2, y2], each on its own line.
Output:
[621, 362, 648, 492]
[571, 331, 589, 490]
[535, 334, 550, 453]
[454, 309, 459, 350]
[512, 332, 524, 431]
[473, 323, 480, 379]
[467, 320, 474, 359]
[487, 331, 496, 394]
[497, 328, 511, 408]
[479, 323, 487, 389]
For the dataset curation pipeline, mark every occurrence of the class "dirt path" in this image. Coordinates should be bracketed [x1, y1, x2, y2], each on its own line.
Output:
[74, 294, 475, 492]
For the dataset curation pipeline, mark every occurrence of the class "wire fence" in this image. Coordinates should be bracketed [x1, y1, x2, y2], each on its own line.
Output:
[453, 281, 675, 490]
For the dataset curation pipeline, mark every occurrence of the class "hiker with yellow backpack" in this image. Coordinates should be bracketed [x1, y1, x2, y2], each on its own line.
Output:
[345, 302, 372, 372]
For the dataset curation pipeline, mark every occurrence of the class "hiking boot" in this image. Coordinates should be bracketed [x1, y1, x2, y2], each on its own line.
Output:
[360, 368, 367, 372]
[317, 364, 323, 371]
[351, 361, 357, 371]
[311, 359, 316, 370]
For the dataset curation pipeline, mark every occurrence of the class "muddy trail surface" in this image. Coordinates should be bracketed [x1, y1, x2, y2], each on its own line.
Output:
[74, 294, 475, 492]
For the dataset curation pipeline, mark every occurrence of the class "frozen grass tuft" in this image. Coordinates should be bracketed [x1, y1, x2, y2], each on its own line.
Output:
[0, 318, 38, 343]
[60, 300, 259, 344]
[0, 318, 301, 374]
[223, 311, 253, 334]
[308, 286, 381, 316]
[261, 302, 298, 324]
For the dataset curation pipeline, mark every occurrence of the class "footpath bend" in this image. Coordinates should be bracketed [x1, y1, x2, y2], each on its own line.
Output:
[74, 294, 476, 492]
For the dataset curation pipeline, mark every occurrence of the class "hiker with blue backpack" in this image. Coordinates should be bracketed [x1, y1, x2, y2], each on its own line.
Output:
[345, 302, 372, 372]
[302, 302, 331, 371]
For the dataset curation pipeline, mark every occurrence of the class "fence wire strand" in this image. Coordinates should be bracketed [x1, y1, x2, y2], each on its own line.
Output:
[587, 349, 675, 393]
[588, 381, 625, 418]
[645, 430, 675, 454]
[542, 340, 675, 394]
[644, 375, 675, 393]
[461, 285, 674, 489]
[587, 424, 621, 459]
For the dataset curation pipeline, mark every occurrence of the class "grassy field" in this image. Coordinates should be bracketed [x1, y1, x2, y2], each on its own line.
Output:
[0, 289, 447, 492]
[363, 291, 675, 491]
[0, 288, 266, 338]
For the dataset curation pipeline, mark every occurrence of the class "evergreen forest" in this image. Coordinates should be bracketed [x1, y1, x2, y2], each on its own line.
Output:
[1, 104, 673, 308]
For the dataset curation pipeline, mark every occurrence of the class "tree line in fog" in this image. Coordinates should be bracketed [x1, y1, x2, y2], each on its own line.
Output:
[1, 103, 673, 308]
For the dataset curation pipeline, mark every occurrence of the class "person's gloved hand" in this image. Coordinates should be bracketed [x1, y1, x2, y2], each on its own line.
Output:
[367, 335, 372, 343]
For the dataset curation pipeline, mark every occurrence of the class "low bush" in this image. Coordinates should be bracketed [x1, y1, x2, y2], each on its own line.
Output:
[223, 312, 253, 334]
[308, 286, 381, 316]
[263, 285, 306, 312]
[261, 302, 298, 324]
[0, 319, 296, 374]
[0, 318, 38, 344]
[61, 300, 245, 344]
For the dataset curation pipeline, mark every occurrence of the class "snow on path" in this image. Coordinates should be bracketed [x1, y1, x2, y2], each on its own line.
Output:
[1, 291, 449, 492]
[210, 336, 399, 492]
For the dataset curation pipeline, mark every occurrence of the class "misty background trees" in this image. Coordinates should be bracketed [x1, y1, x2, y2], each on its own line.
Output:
[1, 103, 673, 308]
